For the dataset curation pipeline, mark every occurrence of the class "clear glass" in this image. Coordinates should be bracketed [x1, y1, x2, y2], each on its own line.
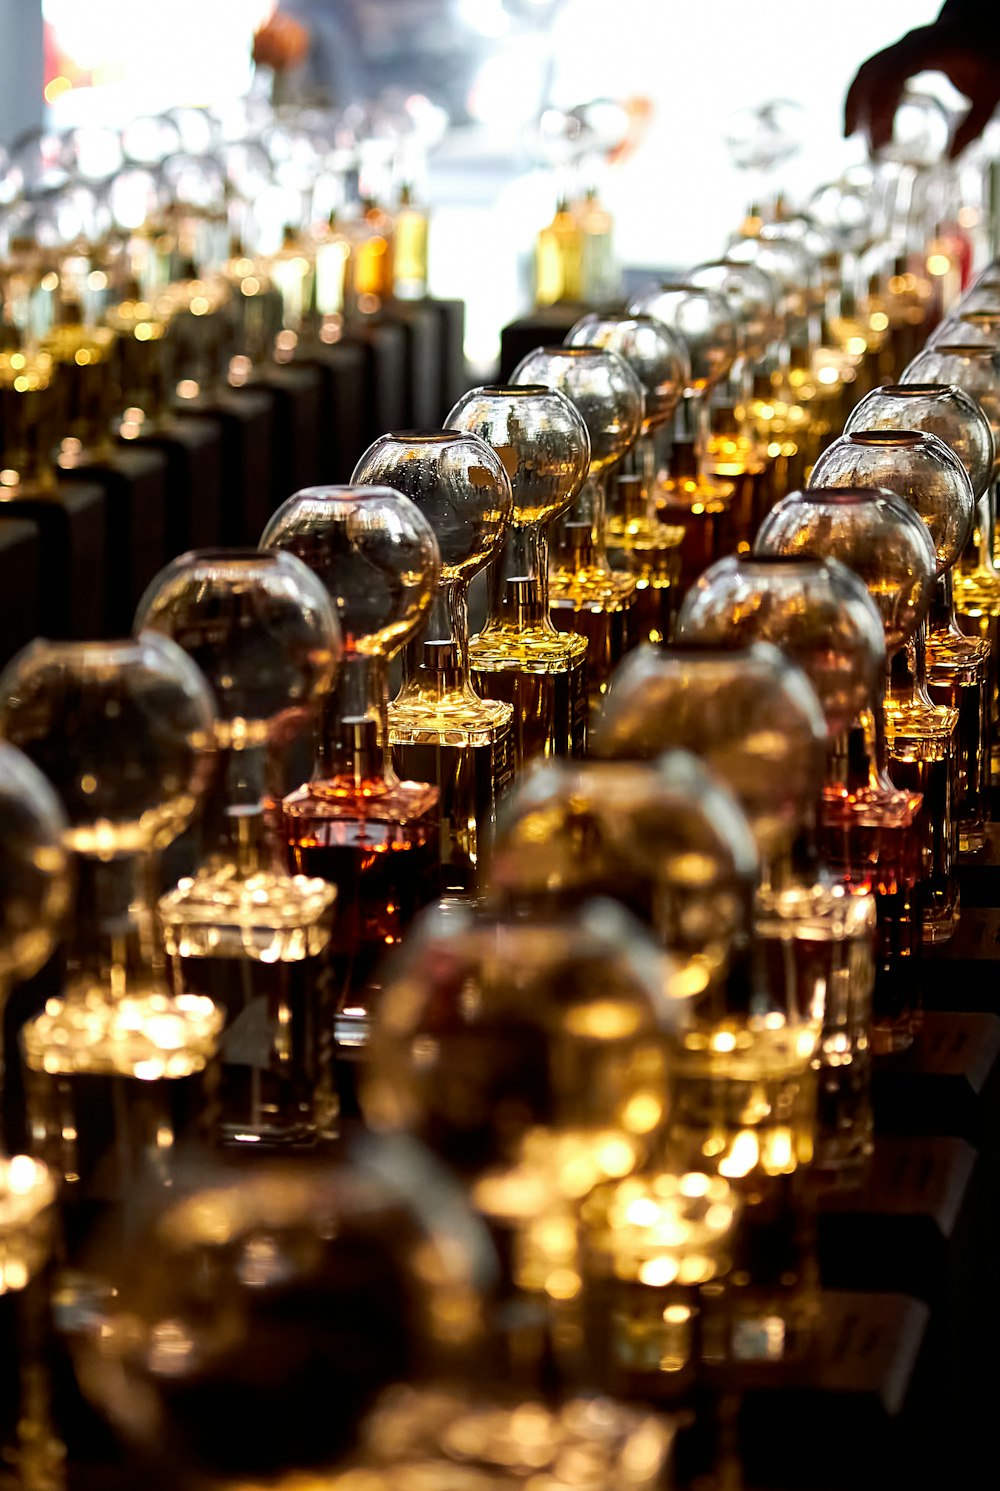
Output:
[676, 557, 884, 1179]
[1, 636, 223, 1217]
[755, 487, 934, 1051]
[261, 485, 442, 1051]
[351, 432, 515, 898]
[447, 385, 591, 766]
[809, 433, 967, 933]
[136, 549, 344, 1147]
[902, 345, 1000, 789]
[846, 385, 994, 853]
[509, 347, 643, 711]
[564, 315, 690, 643]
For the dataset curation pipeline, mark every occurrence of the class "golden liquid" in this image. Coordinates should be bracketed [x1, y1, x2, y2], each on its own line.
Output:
[393, 736, 514, 896]
[43, 324, 118, 455]
[393, 206, 429, 298]
[472, 656, 588, 765]
[0, 352, 59, 490]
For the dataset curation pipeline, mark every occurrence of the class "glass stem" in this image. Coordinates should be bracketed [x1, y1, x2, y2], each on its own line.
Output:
[69, 853, 162, 1001]
[485, 526, 546, 629]
[317, 655, 394, 785]
[199, 743, 283, 878]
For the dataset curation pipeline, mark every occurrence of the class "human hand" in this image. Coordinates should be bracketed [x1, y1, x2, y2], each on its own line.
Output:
[845, 25, 1000, 159]
[253, 12, 310, 72]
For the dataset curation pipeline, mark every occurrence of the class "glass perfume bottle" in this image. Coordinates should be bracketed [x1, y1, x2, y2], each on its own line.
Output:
[626, 283, 740, 596]
[565, 313, 689, 645]
[901, 344, 1000, 785]
[393, 184, 429, 301]
[755, 486, 936, 1052]
[509, 347, 642, 712]
[260, 485, 442, 1054]
[447, 385, 591, 767]
[363, 897, 678, 1386]
[846, 382, 994, 851]
[351, 432, 514, 897]
[590, 642, 826, 1363]
[809, 431, 969, 939]
[534, 198, 583, 308]
[348, 198, 395, 314]
[1, 636, 223, 1208]
[136, 549, 343, 1148]
[676, 557, 886, 1181]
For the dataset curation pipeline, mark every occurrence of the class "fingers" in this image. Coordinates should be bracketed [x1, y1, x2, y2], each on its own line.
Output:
[844, 54, 909, 155]
[949, 91, 1000, 158]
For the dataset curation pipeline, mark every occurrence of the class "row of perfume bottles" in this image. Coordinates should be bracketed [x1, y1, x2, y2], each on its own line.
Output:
[534, 188, 617, 308]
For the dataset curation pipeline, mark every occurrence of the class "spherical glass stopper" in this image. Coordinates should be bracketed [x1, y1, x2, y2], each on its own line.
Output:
[626, 283, 737, 391]
[135, 549, 341, 748]
[445, 385, 590, 529]
[352, 432, 512, 582]
[509, 347, 644, 474]
[754, 486, 936, 656]
[677, 554, 886, 739]
[846, 383, 994, 501]
[593, 642, 827, 862]
[902, 344, 1000, 483]
[261, 485, 441, 659]
[0, 742, 69, 989]
[809, 429, 975, 576]
[688, 259, 781, 362]
[564, 314, 689, 430]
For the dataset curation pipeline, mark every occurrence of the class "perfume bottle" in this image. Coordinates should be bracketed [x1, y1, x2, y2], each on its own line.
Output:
[534, 198, 583, 308]
[576, 187, 618, 305]
[1, 636, 223, 1207]
[352, 432, 514, 897]
[136, 549, 343, 1148]
[363, 897, 677, 1386]
[267, 225, 316, 357]
[809, 430, 969, 939]
[393, 184, 429, 301]
[565, 313, 689, 644]
[447, 384, 590, 766]
[677, 557, 886, 1181]
[901, 344, 1000, 785]
[348, 198, 395, 314]
[509, 347, 642, 711]
[846, 382, 995, 851]
[592, 643, 827, 1363]
[260, 484, 442, 1052]
[755, 486, 937, 1051]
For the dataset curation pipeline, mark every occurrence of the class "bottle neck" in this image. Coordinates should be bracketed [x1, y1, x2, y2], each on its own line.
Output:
[396, 579, 482, 709]
[483, 526, 554, 632]
[927, 568, 961, 638]
[885, 626, 932, 710]
[315, 655, 396, 788]
[550, 471, 612, 576]
[826, 689, 896, 800]
[199, 740, 285, 879]
[68, 851, 163, 1001]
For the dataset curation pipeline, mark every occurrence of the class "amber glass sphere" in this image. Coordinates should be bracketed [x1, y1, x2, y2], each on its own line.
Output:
[564, 313, 689, 430]
[509, 346, 644, 476]
[808, 429, 974, 575]
[0, 635, 215, 855]
[592, 642, 826, 862]
[135, 549, 341, 748]
[846, 383, 994, 501]
[754, 486, 936, 655]
[902, 344, 1000, 482]
[677, 554, 886, 739]
[352, 432, 513, 583]
[261, 485, 441, 659]
[445, 385, 590, 528]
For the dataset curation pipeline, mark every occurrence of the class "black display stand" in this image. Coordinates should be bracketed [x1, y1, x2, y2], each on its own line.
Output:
[872, 1010, 1000, 1144]
[0, 517, 40, 663]
[59, 446, 168, 634]
[186, 387, 274, 545]
[383, 300, 442, 427]
[254, 364, 323, 509]
[126, 414, 224, 558]
[341, 321, 408, 448]
[499, 307, 589, 382]
[296, 340, 366, 483]
[0, 483, 106, 640]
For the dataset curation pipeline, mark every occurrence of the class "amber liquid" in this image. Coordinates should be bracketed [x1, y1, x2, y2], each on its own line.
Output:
[285, 812, 439, 1039]
[394, 738, 514, 896]
[820, 811, 923, 1053]
[472, 659, 588, 764]
[956, 610, 1000, 783]
[0, 355, 59, 489]
[44, 326, 117, 455]
[890, 748, 957, 942]
[550, 600, 634, 715]
[927, 669, 989, 854]
[172, 954, 336, 1147]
